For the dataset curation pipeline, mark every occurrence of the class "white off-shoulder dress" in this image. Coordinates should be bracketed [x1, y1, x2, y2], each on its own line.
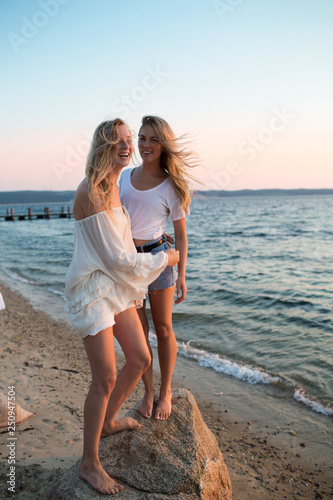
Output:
[65, 207, 168, 338]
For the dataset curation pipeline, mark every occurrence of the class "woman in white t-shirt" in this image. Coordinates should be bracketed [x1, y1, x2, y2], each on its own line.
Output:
[65, 119, 179, 495]
[119, 115, 195, 421]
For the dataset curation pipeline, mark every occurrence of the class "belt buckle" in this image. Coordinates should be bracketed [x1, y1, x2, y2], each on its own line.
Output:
[154, 238, 163, 250]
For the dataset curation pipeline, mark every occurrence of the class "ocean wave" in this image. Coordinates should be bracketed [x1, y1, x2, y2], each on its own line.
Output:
[290, 228, 311, 235]
[270, 297, 313, 308]
[251, 232, 269, 238]
[294, 388, 333, 417]
[47, 287, 65, 299]
[149, 332, 332, 418]
[149, 333, 280, 385]
[223, 231, 243, 236]
[2, 267, 40, 285]
[212, 289, 313, 311]
[1, 267, 65, 300]
[177, 341, 281, 385]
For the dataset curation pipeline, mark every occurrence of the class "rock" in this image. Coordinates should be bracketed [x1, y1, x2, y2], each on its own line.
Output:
[49, 388, 232, 499]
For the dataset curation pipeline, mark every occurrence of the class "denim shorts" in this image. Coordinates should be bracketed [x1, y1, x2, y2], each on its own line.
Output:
[138, 235, 177, 291]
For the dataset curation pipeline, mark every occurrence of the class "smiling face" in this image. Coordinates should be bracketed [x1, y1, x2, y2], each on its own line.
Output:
[138, 125, 164, 164]
[114, 124, 134, 167]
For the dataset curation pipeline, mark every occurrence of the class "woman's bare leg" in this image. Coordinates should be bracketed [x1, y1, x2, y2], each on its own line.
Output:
[136, 300, 156, 418]
[102, 306, 151, 435]
[79, 327, 123, 495]
[149, 285, 177, 420]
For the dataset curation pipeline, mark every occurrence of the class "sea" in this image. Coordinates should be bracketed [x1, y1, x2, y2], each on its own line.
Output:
[0, 195, 332, 422]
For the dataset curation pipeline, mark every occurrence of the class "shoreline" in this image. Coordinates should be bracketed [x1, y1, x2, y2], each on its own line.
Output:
[0, 282, 332, 499]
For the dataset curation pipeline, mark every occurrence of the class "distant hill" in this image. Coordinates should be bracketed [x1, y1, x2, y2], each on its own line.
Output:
[0, 189, 332, 205]
[0, 191, 76, 204]
[193, 188, 333, 198]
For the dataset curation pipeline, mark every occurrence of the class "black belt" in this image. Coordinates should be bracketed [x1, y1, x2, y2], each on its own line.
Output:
[136, 237, 164, 253]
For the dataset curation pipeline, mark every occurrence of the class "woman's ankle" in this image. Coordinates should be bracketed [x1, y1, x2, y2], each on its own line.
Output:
[80, 456, 101, 470]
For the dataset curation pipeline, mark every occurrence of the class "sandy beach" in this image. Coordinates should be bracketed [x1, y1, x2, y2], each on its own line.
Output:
[0, 282, 332, 499]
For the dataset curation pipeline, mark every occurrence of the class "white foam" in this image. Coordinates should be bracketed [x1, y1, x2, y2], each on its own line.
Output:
[148, 333, 280, 386]
[178, 341, 281, 385]
[2, 268, 39, 285]
[2, 267, 65, 300]
[149, 332, 158, 346]
[47, 287, 65, 299]
[294, 388, 333, 417]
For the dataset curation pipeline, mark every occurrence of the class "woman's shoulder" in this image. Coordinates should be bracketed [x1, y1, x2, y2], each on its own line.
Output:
[162, 176, 178, 197]
[73, 179, 104, 220]
[73, 180, 87, 219]
[75, 179, 88, 198]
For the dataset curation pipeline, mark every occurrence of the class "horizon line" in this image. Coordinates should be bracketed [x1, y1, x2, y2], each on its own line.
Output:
[1, 187, 333, 194]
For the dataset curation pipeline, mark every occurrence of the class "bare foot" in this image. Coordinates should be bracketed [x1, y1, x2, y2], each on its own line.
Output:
[79, 461, 123, 495]
[155, 391, 172, 420]
[137, 389, 155, 419]
[101, 417, 141, 439]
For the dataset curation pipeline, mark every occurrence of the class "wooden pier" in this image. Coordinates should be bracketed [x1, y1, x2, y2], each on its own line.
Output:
[0, 206, 72, 221]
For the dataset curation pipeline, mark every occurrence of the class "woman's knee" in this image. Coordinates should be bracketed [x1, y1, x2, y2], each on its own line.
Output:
[139, 349, 151, 373]
[92, 370, 117, 396]
[129, 349, 151, 374]
[155, 323, 173, 342]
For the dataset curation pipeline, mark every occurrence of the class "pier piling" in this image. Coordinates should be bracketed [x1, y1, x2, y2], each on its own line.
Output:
[0, 206, 73, 221]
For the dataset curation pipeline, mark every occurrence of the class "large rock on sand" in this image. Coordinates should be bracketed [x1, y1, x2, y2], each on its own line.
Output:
[49, 388, 232, 499]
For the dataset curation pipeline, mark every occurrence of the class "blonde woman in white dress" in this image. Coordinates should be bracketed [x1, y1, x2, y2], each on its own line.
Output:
[65, 119, 179, 495]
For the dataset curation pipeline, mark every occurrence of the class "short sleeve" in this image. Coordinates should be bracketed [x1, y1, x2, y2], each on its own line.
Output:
[169, 196, 190, 221]
[165, 181, 190, 221]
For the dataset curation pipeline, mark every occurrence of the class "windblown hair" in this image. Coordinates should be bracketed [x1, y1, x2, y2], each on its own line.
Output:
[140, 116, 198, 210]
[85, 119, 128, 211]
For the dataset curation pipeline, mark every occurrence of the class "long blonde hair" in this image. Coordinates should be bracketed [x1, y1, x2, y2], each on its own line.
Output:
[140, 116, 197, 210]
[85, 119, 128, 211]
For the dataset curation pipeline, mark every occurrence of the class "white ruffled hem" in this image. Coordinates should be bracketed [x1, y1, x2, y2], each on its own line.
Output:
[65, 272, 115, 314]
[65, 271, 147, 338]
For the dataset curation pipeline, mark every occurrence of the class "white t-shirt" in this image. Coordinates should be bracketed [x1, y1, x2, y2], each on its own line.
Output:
[119, 167, 189, 240]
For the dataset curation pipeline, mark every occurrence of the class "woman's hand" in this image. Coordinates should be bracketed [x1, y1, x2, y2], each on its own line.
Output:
[175, 276, 187, 304]
[166, 248, 179, 267]
[163, 233, 174, 247]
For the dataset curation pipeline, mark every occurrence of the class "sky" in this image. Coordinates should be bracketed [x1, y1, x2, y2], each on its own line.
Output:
[1, 0, 333, 191]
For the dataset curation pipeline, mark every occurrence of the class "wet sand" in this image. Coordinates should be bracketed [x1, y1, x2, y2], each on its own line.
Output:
[0, 282, 332, 499]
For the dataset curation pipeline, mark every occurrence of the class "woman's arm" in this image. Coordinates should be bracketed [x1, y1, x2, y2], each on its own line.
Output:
[173, 217, 188, 304]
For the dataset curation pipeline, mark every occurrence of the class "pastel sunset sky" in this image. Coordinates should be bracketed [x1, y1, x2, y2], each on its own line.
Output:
[1, 0, 332, 191]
